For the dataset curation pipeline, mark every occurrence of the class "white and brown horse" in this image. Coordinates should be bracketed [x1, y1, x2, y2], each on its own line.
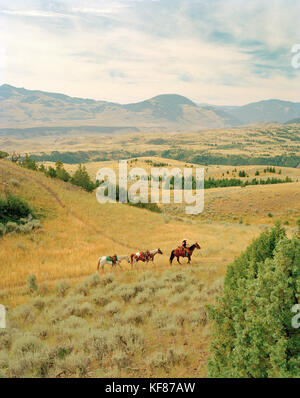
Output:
[146, 248, 163, 264]
[97, 255, 130, 271]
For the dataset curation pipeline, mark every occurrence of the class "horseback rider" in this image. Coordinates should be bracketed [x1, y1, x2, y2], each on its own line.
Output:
[179, 239, 189, 256]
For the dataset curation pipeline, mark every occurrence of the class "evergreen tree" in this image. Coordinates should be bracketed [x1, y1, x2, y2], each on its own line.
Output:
[19, 154, 38, 170]
[207, 224, 300, 377]
[55, 161, 70, 182]
[71, 164, 96, 192]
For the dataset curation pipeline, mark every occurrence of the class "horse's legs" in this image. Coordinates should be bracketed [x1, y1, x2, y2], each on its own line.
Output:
[177, 256, 181, 264]
[188, 255, 191, 264]
[132, 258, 137, 269]
[99, 261, 105, 272]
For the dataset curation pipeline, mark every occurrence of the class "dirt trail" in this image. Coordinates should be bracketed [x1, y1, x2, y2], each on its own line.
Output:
[0, 160, 136, 250]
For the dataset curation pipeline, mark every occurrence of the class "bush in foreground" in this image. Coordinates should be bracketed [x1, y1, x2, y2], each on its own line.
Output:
[207, 224, 300, 377]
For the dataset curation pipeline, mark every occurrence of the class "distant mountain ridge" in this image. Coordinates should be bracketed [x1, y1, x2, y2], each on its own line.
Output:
[222, 99, 300, 124]
[1, 84, 300, 134]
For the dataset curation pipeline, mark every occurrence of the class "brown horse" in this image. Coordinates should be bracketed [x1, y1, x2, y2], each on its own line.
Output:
[130, 248, 163, 266]
[130, 251, 149, 267]
[169, 242, 201, 265]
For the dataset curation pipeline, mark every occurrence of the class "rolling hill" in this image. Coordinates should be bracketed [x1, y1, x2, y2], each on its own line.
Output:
[1, 84, 300, 135]
[219, 99, 300, 124]
[0, 85, 236, 132]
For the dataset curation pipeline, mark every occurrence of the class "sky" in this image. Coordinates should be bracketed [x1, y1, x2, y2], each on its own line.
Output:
[0, 0, 300, 105]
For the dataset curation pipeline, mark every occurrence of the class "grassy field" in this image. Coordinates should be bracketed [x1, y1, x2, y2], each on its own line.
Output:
[0, 156, 299, 377]
[2, 124, 300, 161]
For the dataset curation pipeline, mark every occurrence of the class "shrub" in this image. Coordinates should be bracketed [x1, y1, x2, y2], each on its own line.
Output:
[151, 310, 173, 329]
[112, 350, 131, 370]
[63, 299, 94, 318]
[32, 324, 52, 340]
[117, 285, 137, 303]
[18, 223, 33, 234]
[110, 324, 145, 354]
[61, 352, 91, 376]
[5, 221, 18, 233]
[161, 270, 185, 283]
[0, 351, 9, 369]
[139, 277, 164, 293]
[167, 293, 187, 307]
[28, 219, 41, 229]
[9, 349, 51, 377]
[0, 194, 34, 224]
[188, 308, 207, 326]
[145, 347, 187, 370]
[85, 274, 101, 288]
[145, 351, 169, 370]
[170, 282, 186, 294]
[27, 274, 38, 293]
[189, 291, 203, 304]
[133, 289, 152, 305]
[162, 322, 178, 336]
[39, 283, 49, 296]
[91, 291, 110, 306]
[104, 301, 122, 316]
[0, 330, 12, 350]
[167, 347, 188, 365]
[173, 309, 188, 327]
[54, 280, 71, 297]
[62, 316, 88, 330]
[118, 308, 147, 325]
[207, 224, 300, 377]
[31, 296, 46, 311]
[71, 164, 97, 192]
[0, 224, 5, 237]
[10, 304, 35, 323]
[101, 273, 114, 286]
[74, 280, 90, 296]
[12, 335, 44, 357]
[79, 330, 112, 361]
[73, 302, 94, 317]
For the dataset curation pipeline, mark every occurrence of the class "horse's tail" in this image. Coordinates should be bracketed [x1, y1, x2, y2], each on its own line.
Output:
[170, 250, 175, 265]
[130, 254, 134, 265]
[97, 257, 101, 271]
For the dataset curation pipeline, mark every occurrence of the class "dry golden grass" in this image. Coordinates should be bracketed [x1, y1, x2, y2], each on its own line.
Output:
[1, 159, 299, 294]
[2, 124, 300, 158]
[0, 157, 299, 377]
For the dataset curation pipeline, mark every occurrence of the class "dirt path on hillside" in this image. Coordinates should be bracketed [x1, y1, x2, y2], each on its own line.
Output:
[0, 160, 136, 250]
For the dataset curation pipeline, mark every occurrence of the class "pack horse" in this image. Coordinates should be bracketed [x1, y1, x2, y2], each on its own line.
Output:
[97, 255, 130, 271]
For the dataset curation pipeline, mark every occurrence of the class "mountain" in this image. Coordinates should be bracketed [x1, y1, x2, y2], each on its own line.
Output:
[0, 85, 237, 132]
[1, 84, 300, 134]
[221, 99, 300, 124]
[285, 117, 300, 124]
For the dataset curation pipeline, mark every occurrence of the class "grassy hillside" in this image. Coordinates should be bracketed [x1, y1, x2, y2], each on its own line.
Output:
[0, 158, 299, 377]
[2, 125, 300, 168]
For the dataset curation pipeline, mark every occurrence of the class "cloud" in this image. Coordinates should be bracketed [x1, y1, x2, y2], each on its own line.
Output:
[0, 0, 300, 105]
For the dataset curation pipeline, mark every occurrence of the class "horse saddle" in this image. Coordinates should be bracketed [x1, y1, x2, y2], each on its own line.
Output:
[137, 251, 147, 261]
[178, 247, 188, 257]
[107, 256, 117, 263]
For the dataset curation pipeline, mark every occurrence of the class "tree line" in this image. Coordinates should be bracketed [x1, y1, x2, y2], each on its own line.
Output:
[18, 154, 99, 192]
